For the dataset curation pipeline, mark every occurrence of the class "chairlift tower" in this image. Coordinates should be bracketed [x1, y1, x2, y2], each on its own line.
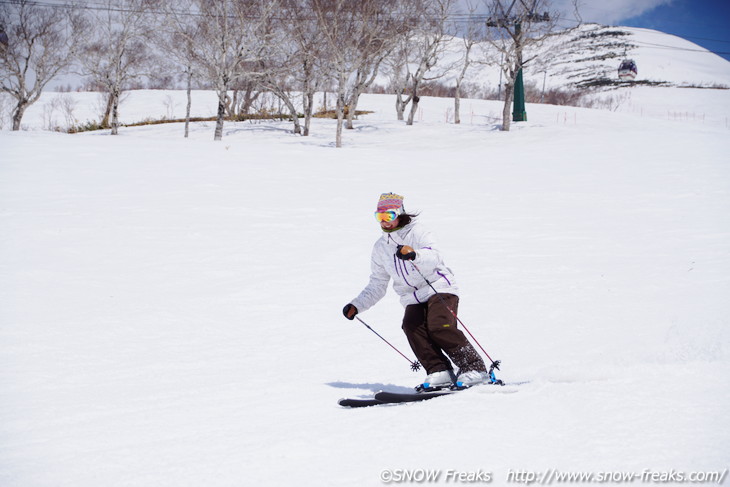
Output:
[486, 9, 550, 122]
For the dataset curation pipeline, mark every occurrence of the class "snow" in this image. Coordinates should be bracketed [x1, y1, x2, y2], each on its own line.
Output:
[2, 30, 730, 487]
[523, 24, 730, 89]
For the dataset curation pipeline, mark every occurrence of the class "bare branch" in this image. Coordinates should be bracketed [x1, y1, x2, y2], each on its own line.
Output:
[483, 0, 557, 130]
[0, 0, 85, 130]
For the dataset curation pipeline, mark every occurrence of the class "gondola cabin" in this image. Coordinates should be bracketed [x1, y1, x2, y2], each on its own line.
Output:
[618, 59, 637, 80]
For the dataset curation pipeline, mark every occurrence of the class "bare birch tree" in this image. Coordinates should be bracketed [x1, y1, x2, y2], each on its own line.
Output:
[0, 0, 85, 130]
[254, 47, 304, 136]
[387, 0, 457, 126]
[483, 0, 555, 131]
[186, 0, 274, 141]
[387, 39, 411, 122]
[157, 0, 207, 138]
[251, 4, 307, 135]
[312, 0, 400, 147]
[78, 0, 157, 135]
[276, 0, 327, 136]
[342, 2, 407, 131]
[452, 1, 483, 124]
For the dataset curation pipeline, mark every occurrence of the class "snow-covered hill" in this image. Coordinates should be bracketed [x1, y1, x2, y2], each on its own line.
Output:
[526, 24, 730, 89]
[414, 23, 730, 124]
[436, 23, 730, 91]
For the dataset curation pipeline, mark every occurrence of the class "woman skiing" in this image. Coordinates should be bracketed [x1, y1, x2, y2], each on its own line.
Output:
[342, 193, 489, 389]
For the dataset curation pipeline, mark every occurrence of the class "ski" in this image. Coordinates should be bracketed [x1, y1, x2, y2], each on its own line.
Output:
[375, 389, 455, 403]
[338, 397, 385, 408]
[338, 388, 455, 408]
[337, 381, 526, 408]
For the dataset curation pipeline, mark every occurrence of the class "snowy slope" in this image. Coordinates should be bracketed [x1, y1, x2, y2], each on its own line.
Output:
[2, 23, 730, 487]
[523, 24, 730, 88]
[413, 23, 730, 126]
[440, 23, 730, 90]
[1, 86, 729, 487]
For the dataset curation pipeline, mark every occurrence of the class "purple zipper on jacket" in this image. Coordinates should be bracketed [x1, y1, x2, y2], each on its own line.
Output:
[393, 254, 418, 289]
[388, 233, 420, 301]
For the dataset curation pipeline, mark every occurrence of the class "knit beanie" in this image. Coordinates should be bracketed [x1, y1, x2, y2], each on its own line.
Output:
[376, 193, 405, 213]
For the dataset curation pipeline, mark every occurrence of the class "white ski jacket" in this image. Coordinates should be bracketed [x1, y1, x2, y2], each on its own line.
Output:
[350, 220, 459, 312]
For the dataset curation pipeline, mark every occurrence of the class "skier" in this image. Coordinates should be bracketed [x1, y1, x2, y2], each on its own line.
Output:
[342, 193, 489, 389]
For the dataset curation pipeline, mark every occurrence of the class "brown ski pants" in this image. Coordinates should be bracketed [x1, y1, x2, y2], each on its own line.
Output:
[401, 293, 487, 375]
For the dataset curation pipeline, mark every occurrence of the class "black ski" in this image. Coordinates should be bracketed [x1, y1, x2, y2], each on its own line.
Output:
[337, 380, 525, 408]
[375, 390, 455, 403]
[338, 389, 454, 408]
[338, 397, 385, 408]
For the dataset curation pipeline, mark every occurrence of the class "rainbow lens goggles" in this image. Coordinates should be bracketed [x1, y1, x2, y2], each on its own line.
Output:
[374, 210, 401, 223]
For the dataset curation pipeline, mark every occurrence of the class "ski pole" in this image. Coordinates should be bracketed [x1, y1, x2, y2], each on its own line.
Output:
[408, 260, 500, 371]
[353, 316, 421, 372]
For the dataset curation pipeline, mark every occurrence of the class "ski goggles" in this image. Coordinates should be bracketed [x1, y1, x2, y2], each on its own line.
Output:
[374, 210, 401, 223]
[375, 210, 403, 223]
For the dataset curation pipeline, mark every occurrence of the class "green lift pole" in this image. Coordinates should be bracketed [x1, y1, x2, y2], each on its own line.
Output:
[512, 22, 527, 122]
[513, 67, 527, 122]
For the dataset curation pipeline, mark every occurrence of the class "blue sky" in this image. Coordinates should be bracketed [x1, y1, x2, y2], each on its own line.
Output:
[460, 0, 730, 62]
[557, 0, 730, 62]
[617, 1, 730, 62]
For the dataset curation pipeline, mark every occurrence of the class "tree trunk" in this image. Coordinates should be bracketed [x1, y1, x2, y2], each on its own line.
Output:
[454, 43, 473, 125]
[100, 92, 113, 128]
[302, 61, 313, 136]
[276, 92, 301, 135]
[406, 91, 420, 126]
[241, 87, 259, 115]
[335, 91, 345, 148]
[110, 89, 120, 135]
[185, 69, 192, 138]
[230, 90, 239, 118]
[502, 81, 514, 132]
[214, 89, 226, 141]
[346, 74, 359, 129]
[11, 100, 28, 131]
[347, 56, 385, 129]
[395, 93, 408, 121]
[346, 93, 358, 130]
[303, 91, 314, 137]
